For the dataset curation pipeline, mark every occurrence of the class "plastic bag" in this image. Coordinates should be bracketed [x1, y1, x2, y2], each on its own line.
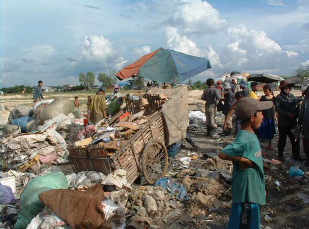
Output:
[154, 178, 189, 202]
[14, 172, 68, 229]
[217, 101, 224, 112]
[0, 183, 15, 204]
[289, 167, 304, 178]
[8, 105, 33, 123]
[11, 116, 35, 133]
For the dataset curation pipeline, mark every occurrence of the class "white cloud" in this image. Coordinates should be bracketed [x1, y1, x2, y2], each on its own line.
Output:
[0, 58, 21, 72]
[204, 45, 223, 68]
[132, 46, 151, 59]
[22, 45, 55, 59]
[286, 50, 299, 57]
[303, 21, 309, 31]
[266, 0, 285, 6]
[164, 0, 227, 36]
[301, 60, 309, 66]
[77, 35, 127, 69]
[166, 26, 203, 57]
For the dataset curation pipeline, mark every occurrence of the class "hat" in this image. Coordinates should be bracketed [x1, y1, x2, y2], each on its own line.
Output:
[239, 80, 248, 88]
[217, 81, 221, 85]
[223, 81, 231, 89]
[98, 86, 106, 92]
[279, 80, 294, 89]
[235, 97, 273, 122]
[114, 84, 119, 89]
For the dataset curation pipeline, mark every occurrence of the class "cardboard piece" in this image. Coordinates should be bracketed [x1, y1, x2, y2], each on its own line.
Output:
[75, 137, 94, 147]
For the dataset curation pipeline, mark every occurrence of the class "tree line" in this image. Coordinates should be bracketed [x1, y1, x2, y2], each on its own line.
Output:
[79, 69, 117, 89]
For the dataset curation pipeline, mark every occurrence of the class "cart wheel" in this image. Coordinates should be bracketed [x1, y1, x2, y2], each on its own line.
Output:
[142, 139, 168, 184]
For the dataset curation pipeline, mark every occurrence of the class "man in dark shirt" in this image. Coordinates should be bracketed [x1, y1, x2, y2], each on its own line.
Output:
[33, 80, 43, 103]
[223, 81, 236, 135]
[239, 80, 249, 97]
[275, 80, 303, 161]
[202, 78, 221, 136]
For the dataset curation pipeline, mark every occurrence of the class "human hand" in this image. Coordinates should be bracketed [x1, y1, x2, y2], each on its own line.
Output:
[223, 124, 227, 130]
[239, 158, 253, 169]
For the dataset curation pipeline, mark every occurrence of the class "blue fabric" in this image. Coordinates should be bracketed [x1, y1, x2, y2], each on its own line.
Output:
[168, 49, 212, 82]
[167, 141, 182, 157]
[154, 178, 188, 202]
[11, 116, 35, 133]
[228, 202, 260, 229]
[258, 118, 276, 140]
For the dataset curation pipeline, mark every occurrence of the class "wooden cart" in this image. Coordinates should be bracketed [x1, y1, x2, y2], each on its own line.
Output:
[69, 96, 169, 184]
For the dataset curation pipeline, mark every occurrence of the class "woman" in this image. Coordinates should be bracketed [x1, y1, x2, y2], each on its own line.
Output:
[258, 85, 276, 150]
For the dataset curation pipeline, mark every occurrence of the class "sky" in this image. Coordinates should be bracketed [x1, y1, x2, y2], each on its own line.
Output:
[1, 0, 309, 87]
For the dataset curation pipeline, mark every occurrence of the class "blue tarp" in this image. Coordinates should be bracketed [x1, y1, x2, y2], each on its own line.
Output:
[11, 116, 35, 133]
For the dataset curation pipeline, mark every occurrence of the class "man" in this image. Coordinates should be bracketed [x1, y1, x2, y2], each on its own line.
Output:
[223, 81, 236, 136]
[90, 88, 108, 124]
[239, 80, 249, 97]
[230, 78, 237, 93]
[112, 84, 123, 99]
[299, 86, 309, 167]
[216, 81, 223, 91]
[249, 82, 259, 100]
[275, 80, 303, 162]
[33, 80, 43, 103]
[202, 78, 221, 136]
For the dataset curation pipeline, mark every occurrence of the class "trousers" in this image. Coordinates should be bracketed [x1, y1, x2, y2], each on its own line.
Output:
[278, 126, 300, 156]
[205, 106, 217, 128]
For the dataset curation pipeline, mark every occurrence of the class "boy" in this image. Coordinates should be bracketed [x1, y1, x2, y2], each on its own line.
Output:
[74, 96, 79, 108]
[219, 97, 273, 228]
[249, 82, 259, 100]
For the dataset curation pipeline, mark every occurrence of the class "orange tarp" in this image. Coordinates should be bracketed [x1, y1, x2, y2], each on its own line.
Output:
[115, 49, 159, 80]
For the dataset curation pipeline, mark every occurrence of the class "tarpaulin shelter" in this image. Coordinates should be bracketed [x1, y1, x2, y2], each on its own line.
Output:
[248, 73, 284, 83]
[116, 47, 211, 83]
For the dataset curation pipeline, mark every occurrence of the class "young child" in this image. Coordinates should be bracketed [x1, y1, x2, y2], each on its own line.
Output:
[258, 85, 276, 150]
[223, 91, 244, 136]
[249, 82, 259, 100]
[74, 96, 79, 108]
[219, 97, 273, 229]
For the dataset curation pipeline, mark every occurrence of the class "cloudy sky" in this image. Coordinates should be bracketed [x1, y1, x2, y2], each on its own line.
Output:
[1, 0, 309, 87]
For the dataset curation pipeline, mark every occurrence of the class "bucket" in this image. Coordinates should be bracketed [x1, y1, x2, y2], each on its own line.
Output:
[83, 119, 88, 126]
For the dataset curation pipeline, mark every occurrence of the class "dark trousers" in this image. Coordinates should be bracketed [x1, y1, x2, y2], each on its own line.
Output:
[278, 126, 300, 157]
[304, 139, 309, 165]
[186, 132, 195, 147]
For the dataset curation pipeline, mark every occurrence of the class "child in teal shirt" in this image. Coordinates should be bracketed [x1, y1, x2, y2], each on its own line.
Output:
[219, 97, 273, 229]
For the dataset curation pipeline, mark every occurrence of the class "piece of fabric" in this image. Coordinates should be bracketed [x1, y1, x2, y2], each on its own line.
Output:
[205, 107, 217, 128]
[0, 183, 15, 204]
[278, 126, 300, 157]
[228, 202, 260, 229]
[33, 86, 43, 101]
[225, 114, 233, 129]
[221, 130, 265, 205]
[223, 89, 236, 115]
[299, 97, 309, 139]
[242, 88, 249, 97]
[260, 96, 275, 119]
[39, 184, 105, 229]
[258, 119, 276, 140]
[11, 116, 35, 133]
[275, 93, 298, 127]
[115, 49, 159, 80]
[90, 94, 107, 125]
[248, 91, 258, 100]
[202, 86, 221, 108]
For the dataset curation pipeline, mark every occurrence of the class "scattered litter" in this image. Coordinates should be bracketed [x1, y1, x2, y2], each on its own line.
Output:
[298, 193, 309, 204]
[289, 167, 304, 178]
[154, 178, 189, 202]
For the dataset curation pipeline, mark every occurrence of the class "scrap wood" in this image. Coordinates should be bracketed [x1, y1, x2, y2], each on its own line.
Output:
[114, 122, 139, 130]
[18, 155, 39, 172]
[98, 141, 120, 150]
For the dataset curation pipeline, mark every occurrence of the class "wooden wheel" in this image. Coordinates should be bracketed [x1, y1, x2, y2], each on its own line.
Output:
[142, 139, 168, 184]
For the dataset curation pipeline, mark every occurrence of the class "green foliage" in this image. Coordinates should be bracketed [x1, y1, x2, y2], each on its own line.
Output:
[122, 85, 131, 90]
[152, 80, 159, 87]
[79, 72, 95, 89]
[188, 79, 192, 86]
[98, 69, 117, 87]
[191, 80, 207, 90]
[134, 76, 144, 89]
[296, 65, 309, 78]
[79, 72, 86, 87]
[71, 85, 86, 91]
[1, 85, 33, 93]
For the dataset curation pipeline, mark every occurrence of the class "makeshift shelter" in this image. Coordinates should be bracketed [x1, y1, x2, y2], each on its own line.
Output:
[248, 73, 284, 83]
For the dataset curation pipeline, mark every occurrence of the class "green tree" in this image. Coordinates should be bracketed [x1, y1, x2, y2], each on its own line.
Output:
[134, 76, 144, 89]
[188, 79, 192, 86]
[98, 69, 117, 87]
[85, 72, 95, 88]
[79, 72, 86, 87]
[296, 65, 309, 78]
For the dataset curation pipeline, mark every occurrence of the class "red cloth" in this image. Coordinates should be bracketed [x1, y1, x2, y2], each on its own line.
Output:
[115, 49, 159, 80]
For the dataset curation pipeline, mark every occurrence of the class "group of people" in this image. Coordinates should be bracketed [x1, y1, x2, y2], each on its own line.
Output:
[201, 77, 309, 228]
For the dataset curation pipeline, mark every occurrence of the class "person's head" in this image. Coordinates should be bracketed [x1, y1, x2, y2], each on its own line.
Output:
[223, 81, 231, 91]
[114, 84, 120, 93]
[38, 80, 43, 87]
[231, 79, 236, 84]
[235, 91, 244, 102]
[75, 96, 78, 100]
[251, 82, 259, 92]
[206, 78, 214, 87]
[98, 87, 106, 94]
[88, 96, 92, 100]
[263, 85, 272, 96]
[239, 80, 247, 89]
[235, 97, 273, 130]
[279, 80, 294, 96]
[217, 80, 221, 85]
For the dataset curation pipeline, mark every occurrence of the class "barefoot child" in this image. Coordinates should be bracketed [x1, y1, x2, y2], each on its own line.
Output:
[258, 85, 276, 150]
[219, 97, 273, 229]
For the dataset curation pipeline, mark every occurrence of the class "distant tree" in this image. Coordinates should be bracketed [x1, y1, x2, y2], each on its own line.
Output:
[98, 69, 117, 87]
[134, 76, 144, 89]
[86, 72, 95, 88]
[153, 80, 159, 87]
[79, 72, 86, 87]
[1, 85, 33, 93]
[188, 79, 192, 86]
[296, 65, 309, 78]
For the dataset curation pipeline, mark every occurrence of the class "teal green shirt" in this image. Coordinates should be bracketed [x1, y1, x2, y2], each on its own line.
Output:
[222, 130, 266, 205]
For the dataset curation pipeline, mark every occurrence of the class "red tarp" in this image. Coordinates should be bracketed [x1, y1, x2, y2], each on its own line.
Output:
[115, 49, 159, 80]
